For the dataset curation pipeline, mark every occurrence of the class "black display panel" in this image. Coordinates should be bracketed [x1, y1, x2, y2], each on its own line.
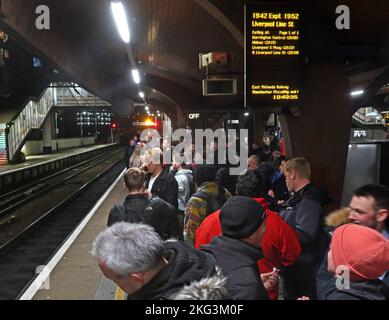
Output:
[245, 2, 302, 108]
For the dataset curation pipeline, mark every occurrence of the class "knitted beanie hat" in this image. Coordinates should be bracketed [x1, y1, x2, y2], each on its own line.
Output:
[220, 196, 265, 239]
[331, 223, 389, 280]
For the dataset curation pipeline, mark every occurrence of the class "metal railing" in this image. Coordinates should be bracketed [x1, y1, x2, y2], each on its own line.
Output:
[5, 83, 111, 163]
[6, 87, 55, 162]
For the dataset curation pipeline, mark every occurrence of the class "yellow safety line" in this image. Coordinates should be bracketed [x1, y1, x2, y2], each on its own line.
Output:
[114, 286, 127, 300]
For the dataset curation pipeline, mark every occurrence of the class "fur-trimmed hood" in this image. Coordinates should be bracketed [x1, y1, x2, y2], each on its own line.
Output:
[170, 267, 227, 300]
[325, 207, 351, 228]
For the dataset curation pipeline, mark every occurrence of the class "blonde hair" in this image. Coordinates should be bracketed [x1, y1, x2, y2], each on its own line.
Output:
[283, 157, 311, 179]
[124, 167, 145, 191]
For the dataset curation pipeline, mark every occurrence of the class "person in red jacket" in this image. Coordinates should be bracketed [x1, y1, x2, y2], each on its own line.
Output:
[195, 171, 302, 299]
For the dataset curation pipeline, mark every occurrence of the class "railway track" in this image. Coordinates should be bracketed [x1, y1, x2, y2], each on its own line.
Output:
[0, 149, 115, 218]
[0, 149, 125, 300]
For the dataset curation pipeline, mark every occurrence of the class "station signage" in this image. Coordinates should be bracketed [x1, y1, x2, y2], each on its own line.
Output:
[245, 2, 302, 108]
[188, 113, 200, 120]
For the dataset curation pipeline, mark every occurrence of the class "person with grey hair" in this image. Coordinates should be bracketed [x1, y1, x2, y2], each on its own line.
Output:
[92, 222, 221, 300]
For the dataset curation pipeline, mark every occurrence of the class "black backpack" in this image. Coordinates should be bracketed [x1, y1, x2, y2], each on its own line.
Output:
[192, 186, 227, 217]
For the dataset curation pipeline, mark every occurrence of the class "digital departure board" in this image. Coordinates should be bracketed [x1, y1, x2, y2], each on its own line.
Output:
[245, 2, 302, 108]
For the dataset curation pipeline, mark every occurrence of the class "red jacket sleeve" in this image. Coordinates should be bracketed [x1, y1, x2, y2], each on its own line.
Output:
[270, 211, 302, 267]
[194, 211, 222, 249]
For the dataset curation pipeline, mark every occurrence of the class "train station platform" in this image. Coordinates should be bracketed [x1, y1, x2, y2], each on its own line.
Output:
[19, 167, 127, 300]
[0, 143, 116, 174]
[0, 143, 119, 192]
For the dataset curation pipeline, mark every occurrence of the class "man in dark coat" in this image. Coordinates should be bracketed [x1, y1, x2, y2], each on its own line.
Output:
[92, 223, 220, 300]
[201, 196, 269, 300]
[107, 167, 181, 240]
[279, 157, 333, 300]
[142, 147, 179, 209]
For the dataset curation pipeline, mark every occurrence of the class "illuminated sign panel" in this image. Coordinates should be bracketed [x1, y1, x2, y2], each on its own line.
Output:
[188, 113, 200, 120]
[245, 2, 302, 108]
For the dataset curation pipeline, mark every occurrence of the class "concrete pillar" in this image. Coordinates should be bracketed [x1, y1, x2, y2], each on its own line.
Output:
[282, 63, 353, 208]
[42, 113, 53, 154]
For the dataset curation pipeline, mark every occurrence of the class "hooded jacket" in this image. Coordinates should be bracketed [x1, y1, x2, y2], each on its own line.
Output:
[201, 236, 269, 300]
[170, 267, 227, 300]
[128, 240, 217, 300]
[195, 197, 301, 300]
[173, 169, 194, 212]
[107, 194, 181, 240]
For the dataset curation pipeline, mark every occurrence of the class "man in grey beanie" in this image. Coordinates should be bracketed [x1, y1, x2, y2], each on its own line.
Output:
[200, 196, 269, 300]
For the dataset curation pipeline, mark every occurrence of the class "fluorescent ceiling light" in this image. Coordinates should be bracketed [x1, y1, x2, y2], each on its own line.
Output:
[145, 106, 149, 111]
[111, 1, 130, 44]
[131, 69, 140, 84]
[139, 92, 145, 98]
[351, 90, 364, 96]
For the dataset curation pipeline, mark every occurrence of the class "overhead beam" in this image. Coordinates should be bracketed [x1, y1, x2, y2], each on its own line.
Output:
[353, 65, 389, 112]
[194, 0, 244, 48]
